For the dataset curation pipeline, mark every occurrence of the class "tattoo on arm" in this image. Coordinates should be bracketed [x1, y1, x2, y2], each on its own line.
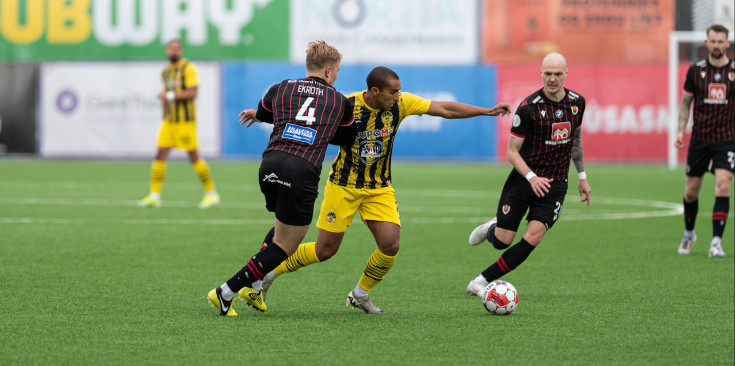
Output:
[571, 128, 584, 172]
[678, 94, 693, 133]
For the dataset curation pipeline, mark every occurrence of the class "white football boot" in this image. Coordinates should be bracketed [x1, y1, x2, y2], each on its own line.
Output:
[466, 276, 489, 296]
[468, 217, 497, 246]
[677, 231, 696, 255]
[709, 238, 726, 258]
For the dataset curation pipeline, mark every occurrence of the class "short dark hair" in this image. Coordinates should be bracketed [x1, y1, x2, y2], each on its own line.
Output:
[706, 24, 729, 38]
[366, 66, 399, 91]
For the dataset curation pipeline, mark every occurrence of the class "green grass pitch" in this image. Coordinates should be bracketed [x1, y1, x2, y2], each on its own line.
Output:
[1, 159, 733, 365]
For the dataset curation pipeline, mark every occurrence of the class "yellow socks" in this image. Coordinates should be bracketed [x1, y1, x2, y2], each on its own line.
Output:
[193, 159, 215, 192]
[273, 242, 320, 276]
[150, 160, 166, 195]
[358, 249, 396, 292]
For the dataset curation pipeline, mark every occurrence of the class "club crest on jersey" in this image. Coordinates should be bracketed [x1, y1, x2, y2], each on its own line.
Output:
[502, 204, 510, 215]
[571, 106, 579, 115]
[326, 212, 337, 223]
[729, 71, 735, 81]
[555, 110, 564, 118]
[513, 115, 521, 127]
[705, 84, 727, 104]
[381, 111, 394, 125]
[714, 73, 722, 81]
[359, 140, 384, 165]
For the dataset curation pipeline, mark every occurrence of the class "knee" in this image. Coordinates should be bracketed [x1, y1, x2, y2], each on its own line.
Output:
[315, 244, 339, 261]
[522, 227, 545, 246]
[378, 240, 399, 257]
[684, 186, 699, 201]
[489, 228, 511, 250]
[715, 180, 732, 196]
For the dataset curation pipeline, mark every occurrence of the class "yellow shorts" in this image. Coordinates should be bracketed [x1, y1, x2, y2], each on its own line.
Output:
[316, 180, 400, 233]
[156, 120, 198, 151]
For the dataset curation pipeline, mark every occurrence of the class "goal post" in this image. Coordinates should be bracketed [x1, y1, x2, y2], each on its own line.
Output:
[668, 31, 735, 169]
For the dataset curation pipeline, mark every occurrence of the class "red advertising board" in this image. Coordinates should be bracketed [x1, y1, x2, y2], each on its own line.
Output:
[482, 0, 674, 64]
[496, 64, 690, 163]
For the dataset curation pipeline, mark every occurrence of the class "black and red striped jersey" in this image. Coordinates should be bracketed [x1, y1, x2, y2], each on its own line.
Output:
[256, 76, 354, 167]
[510, 87, 586, 181]
[682, 59, 735, 142]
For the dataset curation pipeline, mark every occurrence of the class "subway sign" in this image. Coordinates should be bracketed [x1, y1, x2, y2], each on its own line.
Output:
[0, 0, 289, 61]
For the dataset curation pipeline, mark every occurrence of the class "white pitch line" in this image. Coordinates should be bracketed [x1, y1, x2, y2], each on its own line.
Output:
[0, 197, 265, 209]
[0, 193, 695, 225]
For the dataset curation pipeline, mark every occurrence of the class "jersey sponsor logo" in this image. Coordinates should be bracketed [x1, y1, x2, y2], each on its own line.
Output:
[701, 71, 706, 79]
[555, 110, 564, 118]
[546, 122, 571, 145]
[358, 140, 384, 165]
[714, 73, 722, 81]
[540, 110, 546, 117]
[705, 84, 727, 104]
[512, 114, 521, 127]
[282, 123, 317, 144]
[571, 105, 579, 115]
[357, 126, 394, 139]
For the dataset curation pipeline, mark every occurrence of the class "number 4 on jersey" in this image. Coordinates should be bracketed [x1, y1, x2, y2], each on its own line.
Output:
[296, 97, 316, 125]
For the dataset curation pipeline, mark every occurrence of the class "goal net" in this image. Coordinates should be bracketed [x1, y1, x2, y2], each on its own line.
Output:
[667, 31, 735, 169]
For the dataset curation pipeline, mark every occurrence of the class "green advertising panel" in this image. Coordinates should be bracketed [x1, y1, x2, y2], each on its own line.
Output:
[0, 0, 289, 61]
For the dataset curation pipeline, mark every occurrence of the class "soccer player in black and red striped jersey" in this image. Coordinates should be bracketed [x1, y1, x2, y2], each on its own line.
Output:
[466, 53, 592, 295]
[207, 41, 355, 316]
[674, 24, 734, 258]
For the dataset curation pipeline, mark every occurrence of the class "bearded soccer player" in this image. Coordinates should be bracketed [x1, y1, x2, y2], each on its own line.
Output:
[207, 41, 355, 316]
[674, 24, 734, 258]
[466, 53, 592, 295]
[252, 66, 511, 313]
[137, 40, 220, 209]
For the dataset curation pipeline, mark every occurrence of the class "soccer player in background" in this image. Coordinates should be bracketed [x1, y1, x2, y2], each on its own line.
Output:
[674, 24, 734, 258]
[207, 41, 356, 316]
[254, 66, 511, 314]
[466, 53, 591, 295]
[137, 40, 220, 209]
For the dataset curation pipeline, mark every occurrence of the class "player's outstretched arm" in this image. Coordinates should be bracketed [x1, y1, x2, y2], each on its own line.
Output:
[426, 101, 511, 119]
[674, 94, 693, 149]
[572, 128, 591, 206]
[508, 136, 552, 197]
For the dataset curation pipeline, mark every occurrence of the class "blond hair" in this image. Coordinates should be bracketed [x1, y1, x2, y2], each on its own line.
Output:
[305, 41, 342, 72]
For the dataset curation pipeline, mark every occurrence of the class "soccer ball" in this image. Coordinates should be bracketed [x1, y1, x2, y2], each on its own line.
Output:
[480, 280, 518, 315]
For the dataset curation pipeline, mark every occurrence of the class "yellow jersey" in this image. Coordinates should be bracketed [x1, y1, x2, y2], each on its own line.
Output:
[328, 91, 431, 189]
[161, 58, 198, 122]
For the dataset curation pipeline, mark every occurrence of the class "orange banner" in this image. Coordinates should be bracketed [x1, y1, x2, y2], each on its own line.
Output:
[482, 0, 674, 64]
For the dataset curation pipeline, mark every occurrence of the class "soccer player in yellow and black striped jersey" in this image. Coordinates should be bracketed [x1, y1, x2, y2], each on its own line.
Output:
[253, 66, 511, 313]
[137, 40, 220, 209]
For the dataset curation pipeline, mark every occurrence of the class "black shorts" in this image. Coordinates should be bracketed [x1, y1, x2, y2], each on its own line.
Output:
[686, 139, 735, 177]
[259, 150, 321, 226]
[495, 170, 568, 231]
